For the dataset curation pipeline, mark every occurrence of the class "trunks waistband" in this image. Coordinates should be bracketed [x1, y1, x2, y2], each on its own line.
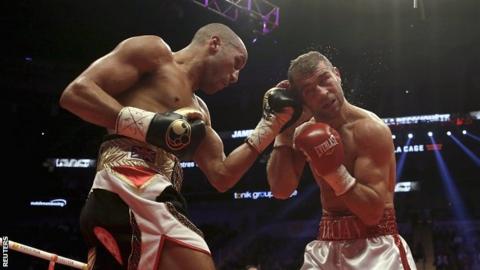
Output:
[97, 135, 178, 171]
[96, 136, 183, 191]
[317, 208, 398, 241]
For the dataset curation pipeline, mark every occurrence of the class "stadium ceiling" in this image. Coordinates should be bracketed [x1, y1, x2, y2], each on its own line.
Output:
[191, 0, 280, 35]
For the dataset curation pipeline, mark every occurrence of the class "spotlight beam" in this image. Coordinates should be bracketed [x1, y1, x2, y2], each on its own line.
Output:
[466, 132, 480, 142]
[396, 138, 412, 180]
[429, 136, 477, 254]
[449, 135, 480, 166]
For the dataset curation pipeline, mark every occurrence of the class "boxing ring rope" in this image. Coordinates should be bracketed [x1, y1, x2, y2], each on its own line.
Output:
[0, 238, 87, 269]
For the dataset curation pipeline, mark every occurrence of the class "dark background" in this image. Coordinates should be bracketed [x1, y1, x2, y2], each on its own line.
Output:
[2, 0, 480, 269]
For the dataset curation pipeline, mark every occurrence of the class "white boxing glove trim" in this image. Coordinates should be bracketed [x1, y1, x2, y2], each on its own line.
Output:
[247, 109, 292, 153]
[115, 106, 155, 142]
[321, 165, 357, 196]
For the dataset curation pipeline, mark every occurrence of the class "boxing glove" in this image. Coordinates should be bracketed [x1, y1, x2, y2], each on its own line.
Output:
[116, 106, 206, 160]
[293, 122, 356, 196]
[246, 87, 302, 153]
[271, 80, 303, 132]
[273, 106, 313, 148]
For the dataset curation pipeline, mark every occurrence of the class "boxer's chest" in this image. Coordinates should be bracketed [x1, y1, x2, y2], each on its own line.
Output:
[118, 64, 199, 112]
[338, 127, 357, 173]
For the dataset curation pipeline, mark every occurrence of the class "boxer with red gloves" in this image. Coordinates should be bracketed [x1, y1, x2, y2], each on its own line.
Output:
[267, 51, 416, 270]
[293, 122, 356, 196]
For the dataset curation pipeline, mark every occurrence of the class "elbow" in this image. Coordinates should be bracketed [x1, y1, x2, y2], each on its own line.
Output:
[60, 76, 92, 110]
[213, 182, 231, 193]
[59, 87, 71, 110]
[271, 189, 292, 200]
[268, 177, 296, 200]
[59, 81, 83, 110]
[209, 171, 236, 193]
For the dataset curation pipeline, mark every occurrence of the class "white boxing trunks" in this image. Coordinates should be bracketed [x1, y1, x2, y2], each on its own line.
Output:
[80, 135, 209, 270]
[301, 208, 416, 270]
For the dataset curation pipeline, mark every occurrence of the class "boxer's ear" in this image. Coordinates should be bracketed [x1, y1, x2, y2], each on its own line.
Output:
[208, 36, 221, 53]
[333, 67, 341, 83]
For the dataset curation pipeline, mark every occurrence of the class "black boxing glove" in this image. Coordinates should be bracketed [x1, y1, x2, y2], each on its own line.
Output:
[115, 107, 206, 160]
[246, 87, 302, 153]
[265, 87, 302, 132]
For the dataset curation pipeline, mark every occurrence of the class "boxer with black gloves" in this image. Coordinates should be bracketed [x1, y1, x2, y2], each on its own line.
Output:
[267, 51, 416, 270]
[60, 23, 295, 270]
[115, 106, 206, 160]
[246, 85, 302, 153]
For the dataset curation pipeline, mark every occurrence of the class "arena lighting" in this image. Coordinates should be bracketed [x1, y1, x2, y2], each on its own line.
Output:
[429, 136, 478, 254]
[231, 129, 253, 138]
[396, 137, 412, 180]
[228, 112, 467, 139]
[470, 110, 480, 120]
[382, 113, 450, 126]
[394, 181, 419, 192]
[395, 144, 425, 153]
[30, 198, 67, 207]
[226, 111, 475, 139]
[448, 135, 480, 167]
[238, 129, 473, 141]
[466, 132, 480, 142]
[191, 0, 280, 35]
[180, 161, 197, 168]
[233, 182, 418, 200]
[53, 158, 96, 168]
[233, 189, 298, 200]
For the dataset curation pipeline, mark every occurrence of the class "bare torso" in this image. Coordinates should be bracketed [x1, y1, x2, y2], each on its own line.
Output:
[313, 106, 395, 214]
[115, 56, 209, 125]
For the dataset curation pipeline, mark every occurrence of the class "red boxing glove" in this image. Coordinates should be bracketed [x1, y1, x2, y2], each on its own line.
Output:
[294, 122, 356, 196]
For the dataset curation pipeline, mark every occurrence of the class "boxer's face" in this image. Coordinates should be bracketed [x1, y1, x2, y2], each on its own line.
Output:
[201, 38, 247, 94]
[296, 62, 344, 120]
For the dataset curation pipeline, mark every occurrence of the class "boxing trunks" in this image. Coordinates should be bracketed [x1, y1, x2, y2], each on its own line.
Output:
[301, 208, 416, 270]
[80, 135, 209, 270]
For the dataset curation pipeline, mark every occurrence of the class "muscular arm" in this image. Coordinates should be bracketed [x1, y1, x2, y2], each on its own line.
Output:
[192, 97, 258, 192]
[267, 110, 312, 199]
[194, 128, 259, 192]
[59, 36, 170, 129]
[267, 147, 306, 199]
[340, 120, 395, 225]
